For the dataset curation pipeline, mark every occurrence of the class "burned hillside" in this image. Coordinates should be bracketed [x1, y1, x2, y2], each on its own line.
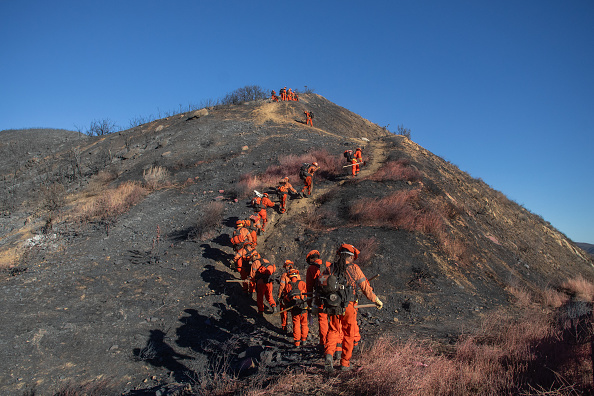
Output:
[0, 93, 592, 394]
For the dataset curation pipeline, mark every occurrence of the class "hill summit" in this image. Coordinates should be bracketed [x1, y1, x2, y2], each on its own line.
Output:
[0, 93, 592, 394]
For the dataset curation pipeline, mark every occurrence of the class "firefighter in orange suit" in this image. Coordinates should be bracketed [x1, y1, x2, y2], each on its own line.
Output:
[249, 253, 277, 314]
[252, 193, 275, 232]
[304, 110, 313, 127]
[281, 268, 309, 347]
[271, 90, 279, 102]
[305, 250, 329, 349]
[280, 87, 287, 101]
[276, 177, 297, 214]
[287, 88, 293, 101]
[230, 220, 254, 250]
[233, 243, 257, 294]
[300, 162, 319, 197]
[322, 243, 383, 372]
[278, 260, 297, 333]
[352, 147, 363, 176]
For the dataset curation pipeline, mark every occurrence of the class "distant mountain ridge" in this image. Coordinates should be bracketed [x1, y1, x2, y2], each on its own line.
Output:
[576, 242, 594, 257]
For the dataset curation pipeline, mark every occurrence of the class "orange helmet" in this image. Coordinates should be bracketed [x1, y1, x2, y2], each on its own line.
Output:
[284, 260, 294, 269]
[280, 177, 289, 183]
[337, 243, 360, 260]
[312, 162, 319, 167]
[263, 193, 268, 197]
[236, 220, 244, 227]
[356, 147, 361, 151]
[306, 250, 320, 262]
[288, 268, 299, 277]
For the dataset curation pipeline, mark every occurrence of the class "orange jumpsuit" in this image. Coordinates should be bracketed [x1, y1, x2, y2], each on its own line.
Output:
[271, 90, 278, 102]
[230, 226, 254, 250]
[287, 88, 293, 101]
[301, 164, 319, 196]
[278, 268, 299, 330]
[304, 111, 313, 127]
[250, 258, 277, 313]
[280, 87, 287, 101]
[233, 245, 256, 293]
[307, 258, 331, 346]
[254, 196, 275, 231]
[352, 149, 362, 176]
[276, 181, 297, 214]
[282, 276, 309, 346]
[323, 262, 377, 368]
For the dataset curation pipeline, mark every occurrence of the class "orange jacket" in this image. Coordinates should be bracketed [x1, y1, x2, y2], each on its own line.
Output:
[324, 262, 377, 302]
[282, 276, 307, 303]
[278, 269, 300, 299]
[354, 150, 363, 162]
[277, 182, 296, 194]
[250, 258, 276, 282]
[231, 227, 253, 246]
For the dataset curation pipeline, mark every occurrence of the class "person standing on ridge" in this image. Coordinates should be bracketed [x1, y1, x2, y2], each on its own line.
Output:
[300, 162, 319, 197]
[318, 243, 383, 372]
[276, 177, 298, 214]
[280, 86, 287, 101]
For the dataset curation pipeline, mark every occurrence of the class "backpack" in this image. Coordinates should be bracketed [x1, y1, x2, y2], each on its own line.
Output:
[286, 279, 307, 309]
[309, 112, 314, 119]
[316, 271, 354, 315]
[251, 196, 264, 211]
[344, 150, 354, 162]
[230, 228, 247, 246]
[299, 163, 310, 180]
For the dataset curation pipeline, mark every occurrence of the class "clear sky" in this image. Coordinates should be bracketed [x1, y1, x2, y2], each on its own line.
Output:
[1, 1, 593, 244]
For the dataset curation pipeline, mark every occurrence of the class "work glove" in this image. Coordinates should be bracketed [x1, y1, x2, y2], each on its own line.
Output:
[375, 297, 383, 310]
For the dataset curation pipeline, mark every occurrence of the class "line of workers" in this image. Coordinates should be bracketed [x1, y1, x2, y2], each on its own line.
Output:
[229, 150, 380, 371]
[271, 86, 298, 102]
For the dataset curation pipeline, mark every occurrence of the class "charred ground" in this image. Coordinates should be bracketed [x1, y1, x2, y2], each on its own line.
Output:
[0, 94, 592, 395]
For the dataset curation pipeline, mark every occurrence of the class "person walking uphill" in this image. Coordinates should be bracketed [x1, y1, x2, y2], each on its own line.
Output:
[249, 252, 277, 315]
[278, 260, 297, 333]
[281, 268, 309, 347]
[276, 177, 298, 214]
[300, 162, 319, 197]
[251, 193, 275, 232]
[352, 147, 363, 176]
[306, 250, 330, 350]
[317, 243, 383, 372]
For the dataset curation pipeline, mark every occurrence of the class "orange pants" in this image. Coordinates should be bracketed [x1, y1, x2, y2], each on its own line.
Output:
[271, 95, 278, 102]
[291, 308, 309, 346]
[301, 176, 312, 196]
[281, 93, 286, 101]
[256, 280, 275, 313]
[280, 302, 288, 327]
[279, 194, 287, 213]
[306, 117, 313, 127]
[351, 160, 360, 176]
[325, 302, 357, 367]
[318, 311, 329, 346]
[238, 263, 250, 293]
[257, 209, 268, 231]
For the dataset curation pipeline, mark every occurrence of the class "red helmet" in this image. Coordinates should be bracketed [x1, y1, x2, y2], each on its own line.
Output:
[263, 193, 268, 197]
[306, 250, 320, 262]
[356, 147, 361, 151]
[337, 243, 360, 260]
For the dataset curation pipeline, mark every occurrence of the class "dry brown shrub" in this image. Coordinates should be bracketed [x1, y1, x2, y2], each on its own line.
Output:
[192, 201, 225, 241]
[543, 288, 569, 309]
[353, 237, 379, 267]
[143, 166, 170, 190]
[561, 275, 594, 302]
[368, 159, 422, 182]
[74, 181, 148, 223]
[85, 170, 118, 196]
[506, 286, 534, 308]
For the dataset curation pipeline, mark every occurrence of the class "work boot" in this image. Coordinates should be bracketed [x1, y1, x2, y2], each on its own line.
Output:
[282, 325, 287, 334]
[272, 305, 278, 313]
[334, 351, 342, 361]
[324, 354, 334, 373]
[340, 365, 351, 372]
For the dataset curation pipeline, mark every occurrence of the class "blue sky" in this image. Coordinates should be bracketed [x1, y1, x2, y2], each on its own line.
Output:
[1, 1, 593, 243]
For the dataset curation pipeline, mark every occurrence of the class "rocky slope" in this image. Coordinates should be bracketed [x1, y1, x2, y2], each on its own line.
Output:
[0, 94, 592, 395]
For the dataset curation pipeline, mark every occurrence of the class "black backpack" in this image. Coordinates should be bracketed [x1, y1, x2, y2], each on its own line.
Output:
[286, 279, 307, 309]
[299, 163, 310, 180]
[344, 150, 354, 162]
[316, 272, 354, 315]
[309, 111, 314, 119]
